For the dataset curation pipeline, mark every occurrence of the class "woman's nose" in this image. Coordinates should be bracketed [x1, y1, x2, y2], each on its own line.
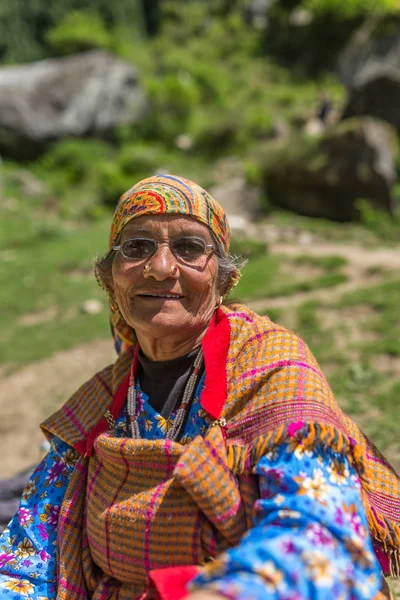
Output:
[143, 245, 178, 280]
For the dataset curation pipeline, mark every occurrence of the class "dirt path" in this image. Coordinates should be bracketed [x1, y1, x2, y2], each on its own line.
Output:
[249, 240, 400, 313]
[1, 237, 399, 477]
[0, 340, 115, 477]
[271, 241, 400, 270]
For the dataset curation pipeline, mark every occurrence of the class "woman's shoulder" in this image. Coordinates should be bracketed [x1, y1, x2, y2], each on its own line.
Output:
[40, 348, 134, 452]
[222, 303, 316, 364]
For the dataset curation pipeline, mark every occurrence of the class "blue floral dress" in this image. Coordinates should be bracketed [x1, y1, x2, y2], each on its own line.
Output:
[0, 378, 382, 599]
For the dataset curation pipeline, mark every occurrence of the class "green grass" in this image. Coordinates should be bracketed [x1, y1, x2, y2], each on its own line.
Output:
[234, 253, 347, 301]
[291, 254, 347, 270]
[289, 279, 400, 469]
[336, 280, 400, 357]
[0, 204, 112, 365]
[265, 209, 400, 247]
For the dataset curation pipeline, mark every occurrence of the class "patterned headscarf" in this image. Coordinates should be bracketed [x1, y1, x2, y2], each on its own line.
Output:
[108, 174, 230, 355]
[109, 174, 230, 252]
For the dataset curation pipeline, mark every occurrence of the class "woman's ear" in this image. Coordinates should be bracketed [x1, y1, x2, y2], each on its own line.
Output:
[222, 269, 241, 298]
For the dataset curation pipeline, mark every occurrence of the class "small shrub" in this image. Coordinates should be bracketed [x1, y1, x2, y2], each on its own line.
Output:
[46, 10, 112, 55]
[357, 199, 400, 242]
[244, 160, 263, 186]
[146, 74, 201, 141]
[38, 139, 113, 186]
[304, 0, 400, 17]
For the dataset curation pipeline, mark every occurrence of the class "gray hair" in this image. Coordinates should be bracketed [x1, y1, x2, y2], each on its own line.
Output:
[94, 234, 246, 299]
[211, 234, 247, 296]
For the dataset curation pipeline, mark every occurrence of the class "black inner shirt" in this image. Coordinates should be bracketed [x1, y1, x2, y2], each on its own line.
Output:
[137, 348, 203, 418]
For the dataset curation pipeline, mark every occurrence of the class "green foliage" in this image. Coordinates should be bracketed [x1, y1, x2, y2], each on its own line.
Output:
[259, 307, 282, 323]
[338, 279, 400, 357]
[234, 254, 347, 302]
[145, 74, 202, 141]
[261, 1, 363, 73]
[292, 255, 347, 270]
[46, 10, 112, 55]
[229, 238, 268, 259]
[0, 207, 112, 364]
[244, 160, 263, 186]
[292, 277, 400, 467]
[303, 0, 400, 16]
[357, 199, 400, 242]
[37, 139, 113, 186]
[295, 301, 324, 350]
[0, 0, 145, 63]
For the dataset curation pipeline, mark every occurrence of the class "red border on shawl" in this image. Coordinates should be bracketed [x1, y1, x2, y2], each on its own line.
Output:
[200, 307, 230, 419]
[77, 347, 139, 456]
[75, 309, 230, 455]
[149, 565, 199, 600]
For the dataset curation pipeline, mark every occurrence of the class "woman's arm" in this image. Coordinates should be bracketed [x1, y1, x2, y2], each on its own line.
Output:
[0, 437, 78, 598]
[188, 441, 383, 599]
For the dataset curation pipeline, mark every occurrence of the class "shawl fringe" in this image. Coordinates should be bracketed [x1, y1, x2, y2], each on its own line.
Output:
[226, 421, 400, 578]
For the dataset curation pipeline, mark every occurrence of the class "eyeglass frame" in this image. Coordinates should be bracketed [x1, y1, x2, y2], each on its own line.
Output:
[112, 236, 216, 262]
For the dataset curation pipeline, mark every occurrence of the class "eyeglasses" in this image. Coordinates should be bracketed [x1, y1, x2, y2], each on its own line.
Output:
[113, 237, 215, 262]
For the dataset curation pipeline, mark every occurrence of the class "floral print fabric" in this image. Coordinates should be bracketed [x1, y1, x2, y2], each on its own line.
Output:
[0, 437, 78, 598]
[0, 380, 209, 598]
[0, 379, 382, 598]
[190, 443, 382, 599]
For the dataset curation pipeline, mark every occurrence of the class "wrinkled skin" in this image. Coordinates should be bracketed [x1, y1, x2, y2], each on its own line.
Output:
[112, 214, 221, 361]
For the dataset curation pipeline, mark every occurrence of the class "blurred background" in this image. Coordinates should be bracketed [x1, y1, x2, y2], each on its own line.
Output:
[0, 0, 399, 553]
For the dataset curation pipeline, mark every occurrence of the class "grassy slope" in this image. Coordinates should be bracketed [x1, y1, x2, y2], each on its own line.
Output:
[0, 201, 112, 365]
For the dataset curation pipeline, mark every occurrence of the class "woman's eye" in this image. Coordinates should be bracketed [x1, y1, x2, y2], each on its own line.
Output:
[124, 239, 154, 257]
[174, 239, 204, 258]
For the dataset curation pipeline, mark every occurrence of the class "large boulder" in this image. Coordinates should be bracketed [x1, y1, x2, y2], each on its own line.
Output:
[339, 18, 400, 130]
[262, 117, 398, 222]
[0, 51, 148, 160]
[338, 17, 400, 87]
[209, 158, 261, 233]
[342, 69, 400, 130]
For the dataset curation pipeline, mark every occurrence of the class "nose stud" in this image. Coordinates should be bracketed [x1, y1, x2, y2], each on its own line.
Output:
[171, 265, 178, 276]
[143, 264, 151, 275]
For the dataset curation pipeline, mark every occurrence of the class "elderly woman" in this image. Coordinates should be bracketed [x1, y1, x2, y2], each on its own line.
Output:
[0, 174, 399, 600]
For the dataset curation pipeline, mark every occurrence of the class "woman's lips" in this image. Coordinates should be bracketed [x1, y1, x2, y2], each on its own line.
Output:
[137, 293, 184, 300]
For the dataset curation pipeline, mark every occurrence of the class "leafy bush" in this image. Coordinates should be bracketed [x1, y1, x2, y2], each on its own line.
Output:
[37, 139, 113, 186]
[145, 74, 202, 141]
[357, 199, 400, 242]
[303, 0, 400, 16]
[46, 10, 112, 55]
[0, 0, 145, 64]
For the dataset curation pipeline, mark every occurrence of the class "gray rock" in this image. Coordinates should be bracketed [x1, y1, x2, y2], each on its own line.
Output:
[343, 69, 400, 130]
[338, 17, 400, 87]
[289, 8, 313, 27]
[81, 299, 103, 315]
[246, 0, 278, 29]
[0, 50, 148, 159]
[262, 117, 398, 222]
[210, 159, 261, 227]
[339, 18, 400, 130]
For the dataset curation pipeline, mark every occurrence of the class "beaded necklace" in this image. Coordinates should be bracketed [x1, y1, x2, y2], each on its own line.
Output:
[127, 348, 204, 440]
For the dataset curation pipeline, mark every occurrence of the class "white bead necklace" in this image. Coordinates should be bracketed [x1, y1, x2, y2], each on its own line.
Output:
[127, 348, 204, 441]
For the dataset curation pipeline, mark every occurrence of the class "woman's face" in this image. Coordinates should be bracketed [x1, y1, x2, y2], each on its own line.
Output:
[112, 214, 221, 345]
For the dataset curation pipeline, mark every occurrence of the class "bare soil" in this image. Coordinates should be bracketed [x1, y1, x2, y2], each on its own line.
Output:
[0, 340, 115, 477]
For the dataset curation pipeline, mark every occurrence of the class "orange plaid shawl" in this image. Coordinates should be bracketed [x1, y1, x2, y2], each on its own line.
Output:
[42, 304, 400, 598]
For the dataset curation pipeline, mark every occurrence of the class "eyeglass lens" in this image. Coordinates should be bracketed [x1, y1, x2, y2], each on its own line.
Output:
[120, 237, 207, 260]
